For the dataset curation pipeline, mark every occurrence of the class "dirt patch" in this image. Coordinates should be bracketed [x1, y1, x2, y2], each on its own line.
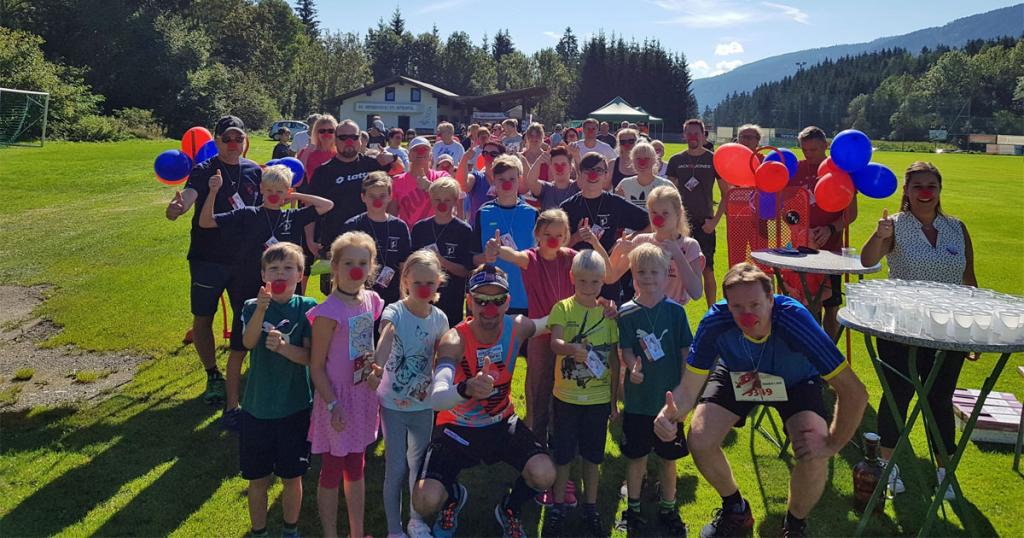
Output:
[0, 285, 149, 411]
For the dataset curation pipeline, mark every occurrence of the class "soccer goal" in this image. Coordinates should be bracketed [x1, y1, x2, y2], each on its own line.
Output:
[0, 87, 50, 146]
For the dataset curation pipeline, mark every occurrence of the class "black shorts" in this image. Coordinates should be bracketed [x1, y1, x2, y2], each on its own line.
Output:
[552, 399, 610, 465]
[189, 260, 260, 351]
[698, 365, 830, 428]
[239, 408, 312, 480]
[687, 217, 716, 270]
[620, 411, 688, 460]
[823, 274, 843, 308]
[419, 415, 549, 487]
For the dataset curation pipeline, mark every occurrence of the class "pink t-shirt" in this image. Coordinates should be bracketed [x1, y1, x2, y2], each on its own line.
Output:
[632, 234, 705, 304]
[393, 169, 449, 226]
[306, 291, 384, 456]
[297, 148, 335, 187]
[522, 247, 577, 318]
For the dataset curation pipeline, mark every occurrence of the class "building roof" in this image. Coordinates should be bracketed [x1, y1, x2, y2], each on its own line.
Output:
[325, 76, 460, 107]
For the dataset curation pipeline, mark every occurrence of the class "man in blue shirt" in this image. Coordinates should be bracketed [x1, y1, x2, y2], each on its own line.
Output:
[653, 263, 867, 538]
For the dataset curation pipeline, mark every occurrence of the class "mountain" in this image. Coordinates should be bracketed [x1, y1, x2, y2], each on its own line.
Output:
[691, 3, 1024, 110]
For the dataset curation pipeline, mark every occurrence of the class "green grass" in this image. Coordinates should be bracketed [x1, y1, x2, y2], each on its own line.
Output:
[0, 386, 22, 407]
[13, 368, 35, 381]
[73, 370, 111, 384]
[0, 139, 1022, 537]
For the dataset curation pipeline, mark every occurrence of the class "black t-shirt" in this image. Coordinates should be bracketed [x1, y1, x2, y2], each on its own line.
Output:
[665, 150, 719, 220]
[343, 213, 411, 306]
[559, 192, 648, 253]
[368, 134, 386, 149]
[411, 216, 476, 324]
[215, 205, 318, 282]
[597, 133, 617, 148]
[272, 143, 295, 159]
[307, 155, 387, 247]
[185, 157, 263, 264]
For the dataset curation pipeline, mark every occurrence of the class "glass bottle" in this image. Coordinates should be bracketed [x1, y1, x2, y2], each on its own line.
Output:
[853, 432, 885, 514]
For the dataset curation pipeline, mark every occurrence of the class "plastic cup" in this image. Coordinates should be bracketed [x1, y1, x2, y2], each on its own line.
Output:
[952, 311, 974, 341]
[971, 312, 993, 344]
[900, 303, 923, 336]
[928, 307, 952, 340]
[996, 310, 1023, 344]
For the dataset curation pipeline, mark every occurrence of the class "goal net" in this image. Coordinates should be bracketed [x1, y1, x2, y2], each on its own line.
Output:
[0, 88, 49, 146]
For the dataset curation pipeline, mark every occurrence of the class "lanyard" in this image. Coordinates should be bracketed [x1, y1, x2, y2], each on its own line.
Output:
[367, 217, 390, 267]
[432, 219, 452, 246]
[537, 249, 566, 301]
[742, 333, 770, 372]
[573, 307, 605, 344]
[264, 208, 284, 237]
[640, 299, 663, 335]
[582, 195, 606, 227]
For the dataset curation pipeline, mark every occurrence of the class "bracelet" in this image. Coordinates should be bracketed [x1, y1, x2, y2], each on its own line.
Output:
[326, 399, 338, 412]
[456, 381, 469, 399]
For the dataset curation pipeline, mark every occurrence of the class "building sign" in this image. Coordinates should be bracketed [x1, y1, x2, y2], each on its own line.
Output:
[355, 102, 421, 113]
[928, 129, 948, 141]
[472, 112, 507, 122]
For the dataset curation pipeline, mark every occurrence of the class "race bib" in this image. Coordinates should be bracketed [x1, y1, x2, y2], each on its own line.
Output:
[424, 243, 440, 255]
[230, 192, 245, 210]
[684, 177, 699, 192]
[476, 344, 504, 371]
[499, 233, 517, 249]
[585, 348, 606, 378]
[376, 266, 396, 288]
[730, 371, 788, 402]
[347, 311, 374, 360]
[590, 224, 605, 240]
[641, 333, 665, 361]
[264, 236, 279, 249]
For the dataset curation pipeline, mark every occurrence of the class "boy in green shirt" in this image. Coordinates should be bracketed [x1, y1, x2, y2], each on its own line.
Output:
[616, 243, 691, 536]
[239, 242, 318, 538]
[546, 250, 620, 537]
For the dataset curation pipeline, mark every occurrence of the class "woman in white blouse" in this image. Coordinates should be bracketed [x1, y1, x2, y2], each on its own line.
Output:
[860, 161, 977, 500]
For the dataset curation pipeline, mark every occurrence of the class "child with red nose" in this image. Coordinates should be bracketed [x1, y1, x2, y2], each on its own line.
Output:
[484, 208, 612, 505]
[308, 231, 385, 538]
[199, 164, 334, 426]
[342, 171, 412, 309]
[608, 186, 705, 305]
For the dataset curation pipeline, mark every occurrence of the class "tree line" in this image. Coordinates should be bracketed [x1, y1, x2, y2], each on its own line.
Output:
[1, 0, 696, 140]
[710, 36, 1024, 139]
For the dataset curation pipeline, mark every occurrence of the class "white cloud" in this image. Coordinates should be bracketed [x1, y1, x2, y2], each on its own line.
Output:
[690, 58, 744, 79]
[658, 11, 753, 28]
[760, 2, 809, 24]
[417, 0, 467, 14]
[542, 31, 560, 41]
[691, 60, 711, 76]
[714, 41, 744, 56]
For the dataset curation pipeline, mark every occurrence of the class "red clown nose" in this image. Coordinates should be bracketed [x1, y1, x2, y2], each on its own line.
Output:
[918, 188, 935, 199]
[500, 181, 514, 191]
[436, 203, 449, 213]
[482, 304, 499, 317]
[739, 313, 759, 328]
[371, 199, 384, 208]
[553, 163, 568, 174]
[545, 237, 560, 249]
[349, 267, 365, 281]
[270, 280, 288, 294]
[266, 194, 281, 205]
[652, 215, 666, 228]
[416, 285, 433, 299]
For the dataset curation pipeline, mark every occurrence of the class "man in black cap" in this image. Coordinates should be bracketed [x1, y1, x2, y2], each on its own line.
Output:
[165, 115, 263, 419]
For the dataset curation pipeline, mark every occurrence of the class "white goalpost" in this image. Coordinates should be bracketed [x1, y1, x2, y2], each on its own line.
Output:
[0, 87, 50, 147]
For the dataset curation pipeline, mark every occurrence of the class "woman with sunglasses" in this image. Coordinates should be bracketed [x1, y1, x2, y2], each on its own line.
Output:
[609, 128, 639, 191]
[296, 115, 338, 188]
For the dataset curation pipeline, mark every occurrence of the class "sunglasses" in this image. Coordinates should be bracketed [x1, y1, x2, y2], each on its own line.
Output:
[583, 167, 608, 175]
[481, 150, 501, 158]
[221, 136, 244, 144]
[619, 138, 637, 145]
[318, 128, 335, 134]
[471, 293, 508, 307]
[336, 134, 359, 141]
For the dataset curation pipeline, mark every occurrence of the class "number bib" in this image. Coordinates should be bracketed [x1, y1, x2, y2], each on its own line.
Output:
[641, 332, 665, 361]
[499, 233, 517, 249]
[230, 192, 246, 210]
[684, 177, 699, 192]
[729, 371, 788, 402]
[376, 266, 396, 288]
[585, 348, 606, 378]
[590, 224, 605, 240]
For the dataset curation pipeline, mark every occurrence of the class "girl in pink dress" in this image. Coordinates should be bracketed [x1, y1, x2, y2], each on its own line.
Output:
[308, 231, 384, 538]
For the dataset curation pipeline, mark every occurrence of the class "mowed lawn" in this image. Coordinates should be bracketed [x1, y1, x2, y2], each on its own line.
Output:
[0, 138, 1022, 537]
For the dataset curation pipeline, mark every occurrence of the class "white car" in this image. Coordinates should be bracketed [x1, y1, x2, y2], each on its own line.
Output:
[268, 120, 308, 140]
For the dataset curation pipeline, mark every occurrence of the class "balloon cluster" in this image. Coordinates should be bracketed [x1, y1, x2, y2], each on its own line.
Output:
[713, 129, 898, 215]
[153, 126, 218, 185]
[265, 157, 305, 187]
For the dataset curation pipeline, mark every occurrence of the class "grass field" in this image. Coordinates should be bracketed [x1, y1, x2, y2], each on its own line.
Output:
[0, 138, 1022, 537]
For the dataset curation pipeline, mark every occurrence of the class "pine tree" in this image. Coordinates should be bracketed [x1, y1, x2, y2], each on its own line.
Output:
[492, 29, 514, 61]
[294, 0, 318, 38]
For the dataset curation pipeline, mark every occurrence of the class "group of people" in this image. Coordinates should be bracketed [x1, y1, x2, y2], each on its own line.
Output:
[164, 112, 978, 538]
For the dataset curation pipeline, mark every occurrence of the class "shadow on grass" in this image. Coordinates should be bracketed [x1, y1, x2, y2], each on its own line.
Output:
[1, 372, 234, 536]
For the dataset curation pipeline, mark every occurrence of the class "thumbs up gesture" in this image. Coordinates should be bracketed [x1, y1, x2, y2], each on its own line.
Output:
[577, 217, 598, 245]
[875, 208, 894, 239]
[256, 282, 272, 310]
[166, 191, 186, 221]
[654, 390, 681, 442]
[485, 229, 502, 263]
[466, 369, 495, 399]
[367, 363, 384, 390]
[629, 358, 645, 384]
[209, 169, 223, 192]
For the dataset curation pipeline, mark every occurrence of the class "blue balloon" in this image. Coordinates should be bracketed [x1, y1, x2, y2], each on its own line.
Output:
[154, 150, 193, 182]
[265, 159, 281, 167]
[764, 148, 798, 179]
[758, 192, 778, 220]
[195, 139, 218, 163]
[830, 130, 872, 173]
[851, 162, 898, 199]
[278, 157, 306, 187]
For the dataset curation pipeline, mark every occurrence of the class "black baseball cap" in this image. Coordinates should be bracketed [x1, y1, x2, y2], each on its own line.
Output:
[214, 115, 246, 136]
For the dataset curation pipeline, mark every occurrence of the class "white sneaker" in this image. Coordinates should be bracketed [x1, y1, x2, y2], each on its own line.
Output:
[884, 461, 906, 495]
[407, 519, 433, 538]
[936, 468, 956, 501]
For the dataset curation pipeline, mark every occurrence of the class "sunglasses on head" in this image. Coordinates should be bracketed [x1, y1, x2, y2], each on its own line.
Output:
[619, 138, 637, 145]
[221, 136, 244, 143]
[336, 134, 359, 141]
[318, 128, 335, 134]
[471, 293, 508, 307]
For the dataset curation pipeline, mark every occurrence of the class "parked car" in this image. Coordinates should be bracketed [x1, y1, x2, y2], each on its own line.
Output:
[268, 120, 308, 140]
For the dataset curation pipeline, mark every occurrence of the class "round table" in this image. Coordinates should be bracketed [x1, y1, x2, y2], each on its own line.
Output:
[839, 306, 1024, 537]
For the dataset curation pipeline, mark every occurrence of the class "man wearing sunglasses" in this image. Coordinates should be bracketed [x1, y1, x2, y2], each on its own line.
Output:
[414, 265, 554, 538]
[305, 119, 396, 294]
[166, 115, 263, 407]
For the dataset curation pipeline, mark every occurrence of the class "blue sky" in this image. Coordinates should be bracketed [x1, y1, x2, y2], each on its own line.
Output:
[315, 0, 1019, 78]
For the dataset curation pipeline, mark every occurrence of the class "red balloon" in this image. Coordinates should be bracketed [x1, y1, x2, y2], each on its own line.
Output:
[814, 172, 856, 212]
[755, 161, 789, 193]
[181, 127, 213, 160]
[817, 157, 841, 178]
[712, 143, 756, 187]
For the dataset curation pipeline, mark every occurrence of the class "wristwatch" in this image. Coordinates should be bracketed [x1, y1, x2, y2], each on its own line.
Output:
[326, 399, 338, 412]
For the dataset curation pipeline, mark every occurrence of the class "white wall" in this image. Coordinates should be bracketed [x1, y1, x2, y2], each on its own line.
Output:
[337, 84, 443, 132]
